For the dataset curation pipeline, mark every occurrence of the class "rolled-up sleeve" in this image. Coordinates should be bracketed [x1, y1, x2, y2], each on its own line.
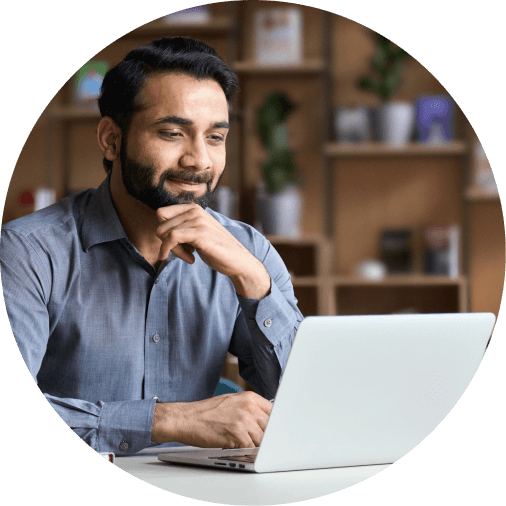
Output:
[231, 238, 303, 400]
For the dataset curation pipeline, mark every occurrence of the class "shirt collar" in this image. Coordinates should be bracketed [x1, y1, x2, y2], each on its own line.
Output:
[81, 176, 128, 252]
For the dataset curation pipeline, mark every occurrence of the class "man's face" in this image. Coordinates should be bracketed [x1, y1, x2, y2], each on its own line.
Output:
[119, 73, 229, 210]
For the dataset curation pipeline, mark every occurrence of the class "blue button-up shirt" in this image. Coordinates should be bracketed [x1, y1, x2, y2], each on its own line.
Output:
[0, 177, 302, 454]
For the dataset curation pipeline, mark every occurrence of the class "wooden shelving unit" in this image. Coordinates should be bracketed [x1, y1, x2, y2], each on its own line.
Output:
[6, 2, 504, 322]
[6, 2, 504, 389]
[267, 235, 334, 316]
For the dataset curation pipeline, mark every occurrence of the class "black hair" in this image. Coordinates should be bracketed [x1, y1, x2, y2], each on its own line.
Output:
[98, 36, 239, 173]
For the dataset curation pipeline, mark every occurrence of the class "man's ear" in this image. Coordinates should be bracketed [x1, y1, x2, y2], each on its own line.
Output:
[97, 117, 122, 162]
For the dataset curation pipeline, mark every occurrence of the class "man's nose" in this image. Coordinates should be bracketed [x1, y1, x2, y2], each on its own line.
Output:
[180, 137, 212, 172]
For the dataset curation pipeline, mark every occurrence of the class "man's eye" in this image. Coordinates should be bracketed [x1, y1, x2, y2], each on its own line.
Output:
[209, 135, 225, 142]
[160, 131, 181, 138]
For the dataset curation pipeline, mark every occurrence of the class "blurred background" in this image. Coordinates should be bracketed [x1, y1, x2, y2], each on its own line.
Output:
[4, 1, 504, 379]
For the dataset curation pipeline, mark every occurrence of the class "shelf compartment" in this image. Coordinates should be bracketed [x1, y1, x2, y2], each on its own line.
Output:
[335, 283, 463, 316]
[293, 285, 319, 317]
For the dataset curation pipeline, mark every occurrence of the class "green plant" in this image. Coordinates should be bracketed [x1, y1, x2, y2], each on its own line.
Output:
[256, 93, 300, 193]
[357, 32, 410, 102]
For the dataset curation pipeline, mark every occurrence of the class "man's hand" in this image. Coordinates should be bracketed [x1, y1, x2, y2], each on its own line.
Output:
[151, 391, 273, 448]
[156, 204, 271, 299]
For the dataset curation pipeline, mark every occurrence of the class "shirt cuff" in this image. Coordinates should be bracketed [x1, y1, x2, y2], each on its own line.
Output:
[98, 398, 157, 454]
[238, 280, 298, 347]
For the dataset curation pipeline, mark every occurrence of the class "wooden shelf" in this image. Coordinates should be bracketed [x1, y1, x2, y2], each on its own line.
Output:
[232, 59, 326, 74]
[333, 275, 467, 287]
[291, 276, 323, 287]
[47, 105, 101, 120]
[324, 141, 468, 158]
[288, 273, 455, 292]
[265, 234, 327, 246]
[122, 16, 233, 38]
[466, 186, 501, 202]
[47, 105, 243, 122]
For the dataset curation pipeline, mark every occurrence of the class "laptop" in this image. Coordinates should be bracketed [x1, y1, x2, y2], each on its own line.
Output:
[158, 312, 495, 473]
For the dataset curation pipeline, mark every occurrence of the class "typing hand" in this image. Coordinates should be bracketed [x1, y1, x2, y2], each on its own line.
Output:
[151, 391, 273, 448]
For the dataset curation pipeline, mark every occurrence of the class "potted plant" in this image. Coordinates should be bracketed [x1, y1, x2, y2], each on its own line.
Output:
[357, 32, 413, 144]
[256, 92, 302, 236]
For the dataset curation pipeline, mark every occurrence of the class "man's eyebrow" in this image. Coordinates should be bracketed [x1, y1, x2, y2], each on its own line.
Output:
[154, 116, 229, 129]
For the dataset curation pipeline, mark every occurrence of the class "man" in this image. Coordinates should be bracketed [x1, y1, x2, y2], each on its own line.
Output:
[0, 37, 303, 454]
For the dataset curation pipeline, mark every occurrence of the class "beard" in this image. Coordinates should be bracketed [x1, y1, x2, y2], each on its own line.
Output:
[119, 139, 223, 210]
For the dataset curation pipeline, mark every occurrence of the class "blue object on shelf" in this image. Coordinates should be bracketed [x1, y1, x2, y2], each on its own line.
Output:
[215, 377, 243, 396]
[415, 95, 455, 143]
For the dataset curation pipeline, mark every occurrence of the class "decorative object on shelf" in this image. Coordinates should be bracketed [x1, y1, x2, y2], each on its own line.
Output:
[472, 138, 498, 195]
[354, 259, 387, 280]
[163, 5, 210, 24]
[415, 95, 455, 143]
[357, 33, 413, 144]
[211, 186, 237, 220]
[381, 229, 413, 273]
[18, 188, 34, 208]
[34, 188, 56, 211]
[334, 106, 371, 142]
[423, 224, 460, 277]
[19, 187, 56, 211]
[254, 7, 302, 65]
[74, 60, 109, 107]
[256, 92, 302, 237]
[375, 101, 415, 144]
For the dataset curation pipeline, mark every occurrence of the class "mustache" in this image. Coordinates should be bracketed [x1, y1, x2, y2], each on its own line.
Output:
[160, 168, 214, 185]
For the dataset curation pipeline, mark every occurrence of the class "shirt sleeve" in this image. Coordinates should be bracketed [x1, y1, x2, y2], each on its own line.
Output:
[229, 238, 303, 400]
[0, 228, 155, 454]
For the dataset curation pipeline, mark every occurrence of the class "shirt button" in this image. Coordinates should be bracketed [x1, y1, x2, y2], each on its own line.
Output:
[249, 318, 256, 328]
[152, 333, 160, 343]
[119, 440, 129, 451]
[264, 318, 272, 328]
[152, 396, 159, 401]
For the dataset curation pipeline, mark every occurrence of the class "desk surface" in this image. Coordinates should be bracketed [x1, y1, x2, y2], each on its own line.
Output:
[115, 447, 390, 505]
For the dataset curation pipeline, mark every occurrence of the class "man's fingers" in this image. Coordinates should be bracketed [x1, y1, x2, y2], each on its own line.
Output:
[248, 425, 265, 447]
[158, 244, 195, 264]
[156, 204, 198, 223]
[183, 244, 195, 255]
[255, 395, 274, 416]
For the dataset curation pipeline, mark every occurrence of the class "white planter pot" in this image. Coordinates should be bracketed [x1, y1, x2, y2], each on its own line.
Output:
[376, 101, 415, 144]
[262, 184, 302, 237]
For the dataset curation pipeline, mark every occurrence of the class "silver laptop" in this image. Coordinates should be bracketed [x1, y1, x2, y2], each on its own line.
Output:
[158, 313, 495, 473]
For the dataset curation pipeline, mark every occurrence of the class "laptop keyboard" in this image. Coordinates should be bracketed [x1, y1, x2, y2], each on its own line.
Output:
[210, 454, 257, 463]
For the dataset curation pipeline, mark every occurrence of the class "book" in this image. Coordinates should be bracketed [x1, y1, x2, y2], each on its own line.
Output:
[381, 229, 413, 273]
[254, 8, 303, 65]
[164, 5, 210, 24]
[423, 224, 460, 278]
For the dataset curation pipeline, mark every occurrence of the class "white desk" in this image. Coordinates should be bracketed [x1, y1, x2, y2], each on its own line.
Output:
[115, 447, 390, 505]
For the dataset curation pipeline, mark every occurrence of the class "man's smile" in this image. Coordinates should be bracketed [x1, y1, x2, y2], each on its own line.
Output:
[165, 177, 206, 191]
